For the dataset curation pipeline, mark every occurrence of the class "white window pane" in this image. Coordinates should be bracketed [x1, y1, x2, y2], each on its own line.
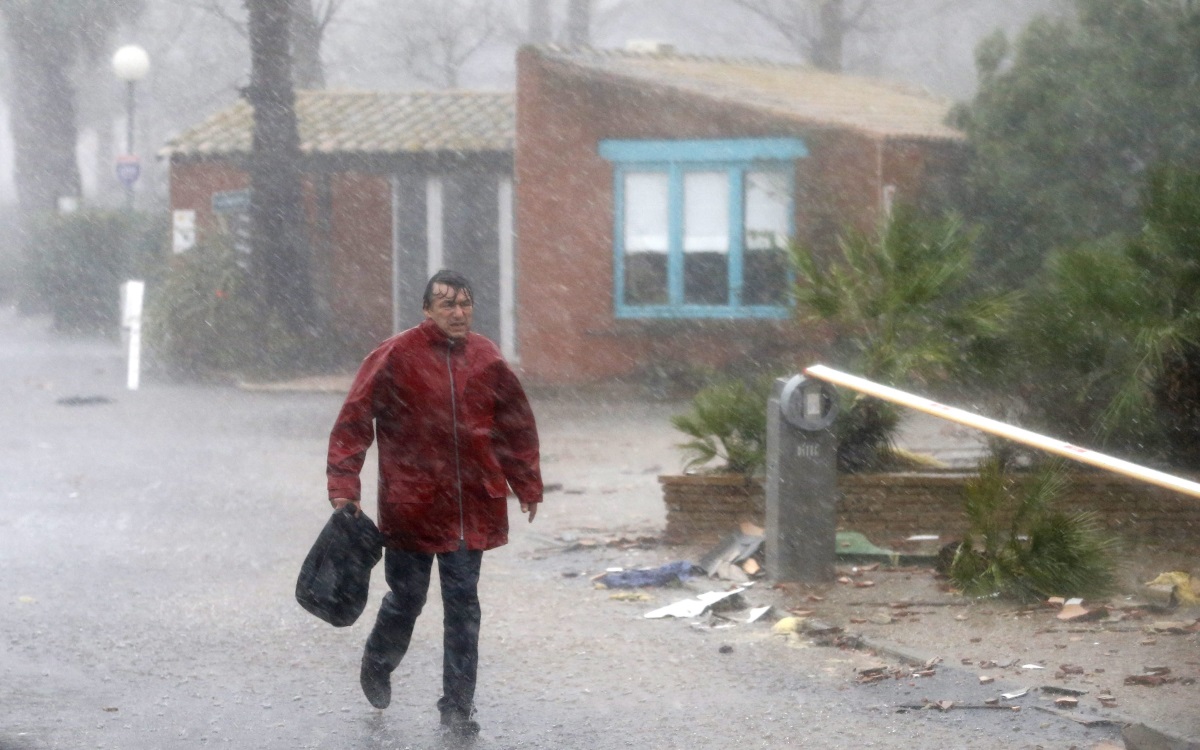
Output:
[624, 172, 669, 253]
[745, 170, 790, 249]
[684, 171, 728, 254]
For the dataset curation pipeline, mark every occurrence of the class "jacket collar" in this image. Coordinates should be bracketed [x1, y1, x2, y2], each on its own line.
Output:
[419, 318, 467, 351]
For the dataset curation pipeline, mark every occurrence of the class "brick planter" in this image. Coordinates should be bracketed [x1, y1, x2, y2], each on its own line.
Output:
[661, 471, 1200, 552]
[660, 474, 765, 545]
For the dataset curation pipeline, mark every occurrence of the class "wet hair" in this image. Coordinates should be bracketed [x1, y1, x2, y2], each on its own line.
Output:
[422, 270, 474, 310]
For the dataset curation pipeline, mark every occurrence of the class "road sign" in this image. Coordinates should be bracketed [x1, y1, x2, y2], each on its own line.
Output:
[212, 188, 251, 213]
[116, 154, 141, 188]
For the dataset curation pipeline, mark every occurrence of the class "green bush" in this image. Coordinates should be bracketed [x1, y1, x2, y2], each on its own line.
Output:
[671, 376, 774, 476]
[792, 205, 1015, 472]
[25, 209, 167, 332]
[948, 459, 1119, 603]
[0, 206, 21, 304]
[146, 233, 302, 379]
[1016, 165, 1200, 468]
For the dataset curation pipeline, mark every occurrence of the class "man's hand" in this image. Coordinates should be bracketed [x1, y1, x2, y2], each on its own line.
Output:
[520, 502, 537, 523]
[330, 497, 361, 516]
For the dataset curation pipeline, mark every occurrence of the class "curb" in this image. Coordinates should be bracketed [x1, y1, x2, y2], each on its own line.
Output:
[854, 634, 1200, 750]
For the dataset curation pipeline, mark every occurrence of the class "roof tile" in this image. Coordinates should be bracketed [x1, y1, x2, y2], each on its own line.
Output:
[162, 89, 514, 158]
[536, 46, 962, 141]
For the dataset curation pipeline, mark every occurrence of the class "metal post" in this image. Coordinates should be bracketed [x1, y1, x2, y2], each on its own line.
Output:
[124, 80, 136, 210]
[766, 375, 840, 583]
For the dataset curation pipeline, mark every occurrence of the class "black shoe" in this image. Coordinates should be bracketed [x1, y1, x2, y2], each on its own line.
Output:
[360, 656, 391, 709]
[440, 708, 480, 736]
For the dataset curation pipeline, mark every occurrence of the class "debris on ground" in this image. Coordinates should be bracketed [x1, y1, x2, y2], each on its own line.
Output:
[608, 591, 652, 602]
[643, 585, 752, 619]
[1145, 571, 1200, 606]
[55, 395, 113, 406]
[713, 605, 772, 625]
[1055, 597, 1109, 622]
[1042, 685, 1088, 696]
[897, 699, 1021, 712]
[771, 616, 805, 635]
[697, 525, 764, 582]
[593, 560, 699, 588]
[1146, 619, 1200, 634]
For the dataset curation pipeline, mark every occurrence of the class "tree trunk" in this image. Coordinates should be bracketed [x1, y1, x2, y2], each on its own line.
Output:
[566, 0, 590, 47]
[246, 0, 314, 341]
[811, 0, 845, 72]
[289, 0, 325, 88]
[527, 0, 551, 44]
[1155, 344, 1200, 469]
[2, 12, 82, 216]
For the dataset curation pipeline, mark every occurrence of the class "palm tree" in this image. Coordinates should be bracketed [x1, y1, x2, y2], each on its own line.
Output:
[1019, 166, 1200, 468]
[791, 205, 1015, 471]
[948, 458, 1118, 603]
[671, 377, 773, 476]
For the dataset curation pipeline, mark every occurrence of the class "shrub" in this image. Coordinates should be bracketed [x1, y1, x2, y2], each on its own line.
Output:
[24, 209, 168, 332]
[671, 376, 774, 476]
[947, 459, 1119, 603]
[1017, 165, 1200, 469]
[146, 233, 302, 379]
[0, 206, 21, 304]
[792, 205, 1015, 472]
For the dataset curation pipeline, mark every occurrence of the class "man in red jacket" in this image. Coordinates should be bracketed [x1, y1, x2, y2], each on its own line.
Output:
[327, 269, 542, 736]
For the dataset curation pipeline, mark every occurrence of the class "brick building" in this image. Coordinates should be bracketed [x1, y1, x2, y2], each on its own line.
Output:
[515, 46, 966, 385]
[161, 90, 515, 358]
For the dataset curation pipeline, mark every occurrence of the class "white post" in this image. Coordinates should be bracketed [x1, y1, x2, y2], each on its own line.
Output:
[803, 364, 1200, 500]
[426, 176, 444, 273]
[498, 177, 516, 362]
[120, 280, 145, 391]
[391, 174, 402, 333]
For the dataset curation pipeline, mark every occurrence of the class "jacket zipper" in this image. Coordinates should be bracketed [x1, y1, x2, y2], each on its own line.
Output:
[446, 347, 465, 545]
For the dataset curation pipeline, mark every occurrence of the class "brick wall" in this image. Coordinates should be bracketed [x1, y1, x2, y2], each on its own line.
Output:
[514, 49, 962, 385]
[168, 160, 249, 236]
[660, 473, 1200, 553]
[168, 160, 392, 356]
[328, 171, 392, 352]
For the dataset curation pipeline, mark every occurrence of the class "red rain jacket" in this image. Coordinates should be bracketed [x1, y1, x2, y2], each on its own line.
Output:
[327, 319, 542, 552]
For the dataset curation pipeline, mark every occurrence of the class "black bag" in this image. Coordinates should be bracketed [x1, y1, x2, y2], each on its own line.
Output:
[295, 506, 384, 627]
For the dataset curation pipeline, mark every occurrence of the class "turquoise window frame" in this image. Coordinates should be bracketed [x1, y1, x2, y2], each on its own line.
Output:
[600, 138, 806, 320]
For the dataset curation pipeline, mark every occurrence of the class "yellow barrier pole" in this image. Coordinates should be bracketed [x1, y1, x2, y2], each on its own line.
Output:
[803, 364, 1200, 500]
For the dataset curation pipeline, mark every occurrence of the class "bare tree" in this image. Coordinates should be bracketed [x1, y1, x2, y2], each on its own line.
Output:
[0, 0, 141, 214]
[378, 0, 510, 89]
[528, 0, 552, 43]
[289, 0, 343, 87]
[724, 0, 1072, 74]
[566, 0, 590, 46]
[727, 0, 873, 71]
[191, 0, 340, 88]
[245, 0, 313, 338]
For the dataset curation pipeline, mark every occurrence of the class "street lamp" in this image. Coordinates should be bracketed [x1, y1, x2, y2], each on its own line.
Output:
[111, 44, 150, 209]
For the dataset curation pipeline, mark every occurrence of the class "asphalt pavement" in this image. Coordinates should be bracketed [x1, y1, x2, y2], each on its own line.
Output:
[0, 306, 1186, 750]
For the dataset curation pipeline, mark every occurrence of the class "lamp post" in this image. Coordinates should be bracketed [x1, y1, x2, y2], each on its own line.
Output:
[111, 44, 150, 209]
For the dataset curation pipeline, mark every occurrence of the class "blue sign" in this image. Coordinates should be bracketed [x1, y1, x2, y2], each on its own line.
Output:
[212, 188, 251, 213]
[116, 155, 141, 188]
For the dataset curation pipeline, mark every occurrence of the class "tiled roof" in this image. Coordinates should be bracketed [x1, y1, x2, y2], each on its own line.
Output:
[535, 46, 962, 142]
[161, 90, 515, 158]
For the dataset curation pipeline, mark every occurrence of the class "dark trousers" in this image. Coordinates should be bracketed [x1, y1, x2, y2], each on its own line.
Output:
[363, 546, 483, 716]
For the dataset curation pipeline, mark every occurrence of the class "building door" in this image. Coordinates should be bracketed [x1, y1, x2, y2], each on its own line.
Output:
[391, 171, 515, 359]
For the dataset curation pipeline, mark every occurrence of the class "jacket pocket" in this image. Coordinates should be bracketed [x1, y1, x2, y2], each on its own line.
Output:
[389, 480, 438, 505]
[483, 475, 509, 500]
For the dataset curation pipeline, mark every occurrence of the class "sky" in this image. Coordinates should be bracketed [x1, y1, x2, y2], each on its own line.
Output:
[0, 0, 1068, 208]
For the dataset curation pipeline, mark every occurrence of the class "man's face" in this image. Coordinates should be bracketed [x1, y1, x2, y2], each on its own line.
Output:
[423, 283, 474, 340]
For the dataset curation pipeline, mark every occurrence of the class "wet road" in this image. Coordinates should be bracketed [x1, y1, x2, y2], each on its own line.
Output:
[0, 308, 1122, 749]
